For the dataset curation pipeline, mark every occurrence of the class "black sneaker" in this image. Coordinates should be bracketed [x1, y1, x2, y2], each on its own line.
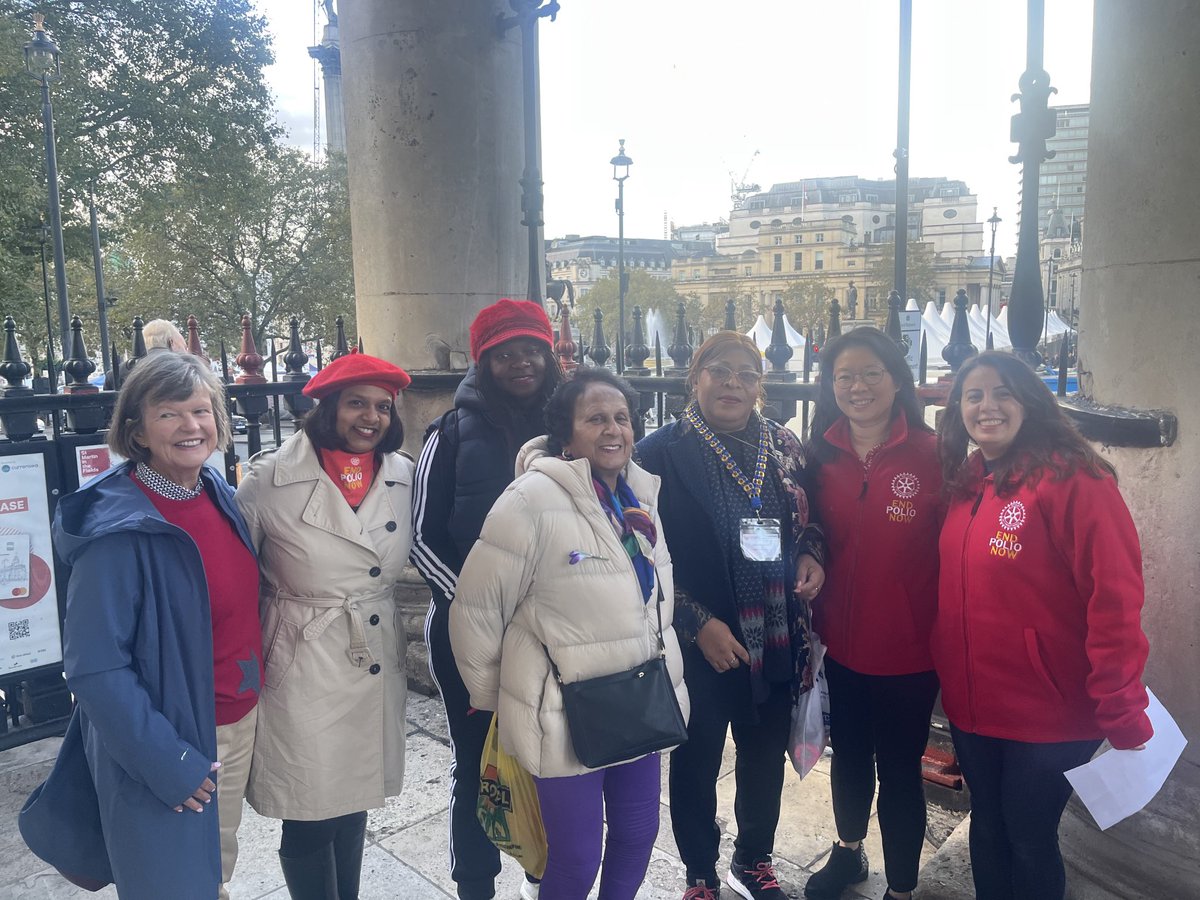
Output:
[682, 878, 720, 900]
[727, 857, 787, 900]
[803, 842, 868, 899]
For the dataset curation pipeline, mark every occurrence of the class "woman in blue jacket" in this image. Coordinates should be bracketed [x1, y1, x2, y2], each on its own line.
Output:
[21, 352, 259, 899]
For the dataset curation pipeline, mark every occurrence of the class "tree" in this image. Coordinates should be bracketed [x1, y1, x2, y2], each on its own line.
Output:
[865, 241, 940, 308]
[782, 277, 837, 335]
[0, 0, 277, 339]
[574, 270, 692, 356]
[113, 149, 355, 357]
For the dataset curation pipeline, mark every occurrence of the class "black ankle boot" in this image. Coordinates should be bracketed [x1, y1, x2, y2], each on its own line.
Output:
[279, 844, 339, 900]
[332, 812, 368, 900]
[803, 842, 868, 899]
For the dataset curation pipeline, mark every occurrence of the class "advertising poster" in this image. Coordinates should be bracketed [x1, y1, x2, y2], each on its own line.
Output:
[0, 453, 62, 673]
[75, 444, 226, 489]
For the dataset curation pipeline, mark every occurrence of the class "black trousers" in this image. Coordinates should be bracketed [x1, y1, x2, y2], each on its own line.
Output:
[280, 811, 367, 898]
[951, 725, 1101, 900]
[669, 681, 792, 883]
[427, 598, 502, 900]
[824, 658, 939, 893]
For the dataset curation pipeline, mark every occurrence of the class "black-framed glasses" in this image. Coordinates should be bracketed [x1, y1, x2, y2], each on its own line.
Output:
[833, 368, 887, 388]
[704, 364, 763, 386]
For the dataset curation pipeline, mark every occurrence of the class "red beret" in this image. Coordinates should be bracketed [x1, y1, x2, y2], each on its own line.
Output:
[469, 299, 554, 362]
[302, 350, 412, 399]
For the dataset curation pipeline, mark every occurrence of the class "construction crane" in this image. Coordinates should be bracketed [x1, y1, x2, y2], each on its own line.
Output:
[730, 150, 761, 209]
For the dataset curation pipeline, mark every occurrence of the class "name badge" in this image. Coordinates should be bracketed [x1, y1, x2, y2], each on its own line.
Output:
[739, 517, 782, 561]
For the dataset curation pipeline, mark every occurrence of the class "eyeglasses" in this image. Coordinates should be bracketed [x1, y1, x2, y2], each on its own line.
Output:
[703, 364, 763, 386]
[832, 368, 887, 388]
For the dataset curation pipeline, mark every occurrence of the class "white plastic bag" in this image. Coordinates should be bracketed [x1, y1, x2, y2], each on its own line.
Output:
[788, 635, 830, 778]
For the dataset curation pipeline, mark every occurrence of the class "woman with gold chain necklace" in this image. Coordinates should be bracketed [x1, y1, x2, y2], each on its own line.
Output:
[636, 331, 826, 900]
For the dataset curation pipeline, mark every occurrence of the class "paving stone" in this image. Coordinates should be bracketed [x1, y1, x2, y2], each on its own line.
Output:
[256, 844, 448, 899]
[405, 693, 452, 744]
[0, 760, 60, 889]
[367, 732, 456, 841]
[225, 802, 283, 899]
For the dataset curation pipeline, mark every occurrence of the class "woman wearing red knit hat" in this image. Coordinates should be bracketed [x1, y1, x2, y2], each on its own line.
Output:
[412, 298, 563, 900]
[235, 351, 414, 900]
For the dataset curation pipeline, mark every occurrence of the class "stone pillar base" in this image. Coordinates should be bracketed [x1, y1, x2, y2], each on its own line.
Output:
[1060, 758, 1200, 899]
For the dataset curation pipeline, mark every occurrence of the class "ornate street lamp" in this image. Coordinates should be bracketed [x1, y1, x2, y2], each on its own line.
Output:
[610, 139, 632, 372]
[985, 207, 1001, 348]
[24, 14, 72, 368]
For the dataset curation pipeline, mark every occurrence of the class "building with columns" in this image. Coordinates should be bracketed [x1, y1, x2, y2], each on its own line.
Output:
[671, 176, 997, 322]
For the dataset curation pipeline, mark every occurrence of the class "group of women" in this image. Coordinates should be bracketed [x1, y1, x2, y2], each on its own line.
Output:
[22, 297, 1151, 900]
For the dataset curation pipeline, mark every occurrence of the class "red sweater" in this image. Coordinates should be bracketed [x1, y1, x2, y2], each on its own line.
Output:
[137, 478, 262, 726]
[932, 455, 1152, 748]
[812, 413, 942, 675]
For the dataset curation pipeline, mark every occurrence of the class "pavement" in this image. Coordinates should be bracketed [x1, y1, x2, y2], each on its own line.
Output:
[0, 690, 962, 900]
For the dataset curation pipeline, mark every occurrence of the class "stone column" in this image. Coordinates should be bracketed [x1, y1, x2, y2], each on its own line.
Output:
[1061, 2, 1200, 896]
[340, 0, 528, 448]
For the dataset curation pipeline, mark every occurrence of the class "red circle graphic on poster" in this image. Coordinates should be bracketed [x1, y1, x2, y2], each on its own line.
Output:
[0, 553, 51, 611]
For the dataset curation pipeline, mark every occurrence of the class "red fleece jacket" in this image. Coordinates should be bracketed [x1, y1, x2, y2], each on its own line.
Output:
[813, 413, 943, 675]
[932, 455, 1152, 748]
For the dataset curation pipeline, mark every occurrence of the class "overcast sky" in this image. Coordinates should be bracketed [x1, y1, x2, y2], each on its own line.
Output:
[255, 0, 1095, 258]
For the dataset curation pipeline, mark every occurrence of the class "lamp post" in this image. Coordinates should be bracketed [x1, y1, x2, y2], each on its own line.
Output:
[985, 207, 1001, 348]
[24, 14, 72, 365]
[89, 185, 112, 373]
[610, 139, 632, 372]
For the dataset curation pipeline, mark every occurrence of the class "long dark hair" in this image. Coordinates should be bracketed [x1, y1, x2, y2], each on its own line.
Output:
[807, 327, 931, 466]
[939, 351, 1116, 499]
[304, 388, 405, 454]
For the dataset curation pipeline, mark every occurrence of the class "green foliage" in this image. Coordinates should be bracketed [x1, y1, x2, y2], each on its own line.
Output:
[0, 0, 277, 342]
[112, 150, 355, 355]
[865, 241, 939, 306]
[781, 277, 837, 334]
[574, 270, 692, 354]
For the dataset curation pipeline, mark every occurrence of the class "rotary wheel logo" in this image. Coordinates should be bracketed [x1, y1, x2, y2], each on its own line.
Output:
[998, 500, 1026, 531]
[891, 472, 920, 499]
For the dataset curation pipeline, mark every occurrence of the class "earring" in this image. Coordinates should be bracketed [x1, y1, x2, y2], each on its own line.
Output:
[562, 449, 573, 460]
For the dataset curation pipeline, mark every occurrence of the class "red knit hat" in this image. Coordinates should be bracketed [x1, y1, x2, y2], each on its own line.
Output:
[302, 350, 412, 399]
[469, 299, 554, 362]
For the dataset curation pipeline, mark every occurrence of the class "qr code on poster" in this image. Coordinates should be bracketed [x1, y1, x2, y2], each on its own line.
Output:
[7, 619, 31, 641]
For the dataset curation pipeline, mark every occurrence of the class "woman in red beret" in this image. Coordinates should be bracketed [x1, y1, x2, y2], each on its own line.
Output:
[235, 351, 414, 900]
[412, 298, 563, 900]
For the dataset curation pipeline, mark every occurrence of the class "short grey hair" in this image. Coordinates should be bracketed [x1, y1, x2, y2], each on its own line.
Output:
[108, 352, 231, 463]
[142, 319, 186, 351]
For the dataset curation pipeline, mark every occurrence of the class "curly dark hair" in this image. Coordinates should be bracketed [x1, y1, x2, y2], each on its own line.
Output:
[939, 351, 1115, 499]
[806, 326, 931, 467]
[304, 387, 405, 454]
[544, 368, 640, 456]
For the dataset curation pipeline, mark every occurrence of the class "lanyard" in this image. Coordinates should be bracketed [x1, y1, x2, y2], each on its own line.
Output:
[683, 404, 770, 513]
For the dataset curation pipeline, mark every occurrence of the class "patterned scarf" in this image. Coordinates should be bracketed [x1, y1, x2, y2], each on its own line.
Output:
[592, 475, 657, 603]
[683, 403, 820, 704]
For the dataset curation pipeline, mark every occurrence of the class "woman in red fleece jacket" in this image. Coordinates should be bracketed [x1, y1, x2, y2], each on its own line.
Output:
[803, 328, 941, 900]
[935, 351, 1152, 900]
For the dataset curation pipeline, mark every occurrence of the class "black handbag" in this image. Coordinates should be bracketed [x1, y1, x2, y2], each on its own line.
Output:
[544, 587, 688, 768]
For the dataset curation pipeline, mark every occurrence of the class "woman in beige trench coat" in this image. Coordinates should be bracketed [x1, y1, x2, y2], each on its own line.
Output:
[235, 353, 414, 900]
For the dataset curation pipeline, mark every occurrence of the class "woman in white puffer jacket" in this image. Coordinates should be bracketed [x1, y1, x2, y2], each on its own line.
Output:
[450, 369, 688, 900]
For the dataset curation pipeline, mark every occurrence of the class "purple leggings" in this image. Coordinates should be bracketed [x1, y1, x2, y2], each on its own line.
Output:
[533, 752, 661, 900]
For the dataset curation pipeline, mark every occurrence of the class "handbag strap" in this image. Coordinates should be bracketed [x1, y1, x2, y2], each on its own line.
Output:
[543, 582, 668, 685]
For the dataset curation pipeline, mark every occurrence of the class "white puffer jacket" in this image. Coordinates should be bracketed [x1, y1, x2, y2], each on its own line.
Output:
[450, 438, 689, 777]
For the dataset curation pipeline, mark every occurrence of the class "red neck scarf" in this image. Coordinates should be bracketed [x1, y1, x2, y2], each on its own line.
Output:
[320, 448, 376, 508]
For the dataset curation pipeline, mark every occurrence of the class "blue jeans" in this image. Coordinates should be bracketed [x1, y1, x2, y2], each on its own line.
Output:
[951, 725, 1100, 900]
[533, 752, 660, 900]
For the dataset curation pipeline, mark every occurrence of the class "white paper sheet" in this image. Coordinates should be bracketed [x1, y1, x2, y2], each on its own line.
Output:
[1064, 689, 1187, 830]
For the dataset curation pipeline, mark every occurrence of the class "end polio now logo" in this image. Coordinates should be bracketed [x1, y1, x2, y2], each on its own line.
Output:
[886, 472, 920, 523]
[989, 500, 1027, 560]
